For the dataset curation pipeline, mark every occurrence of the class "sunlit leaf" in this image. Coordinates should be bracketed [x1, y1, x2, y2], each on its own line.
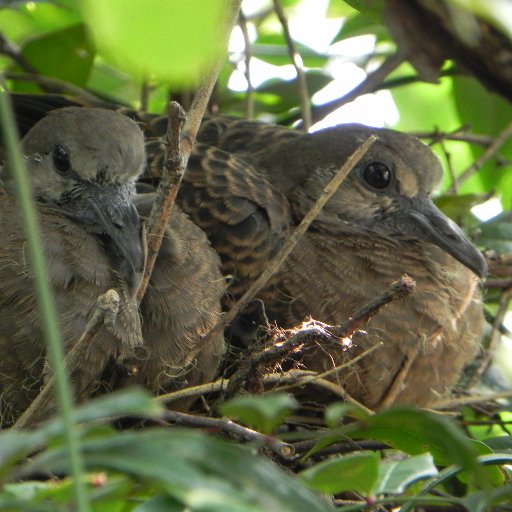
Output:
[80, 0, 228, 85]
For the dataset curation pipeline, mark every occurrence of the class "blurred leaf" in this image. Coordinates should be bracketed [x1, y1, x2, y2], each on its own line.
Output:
[335, 12, 387, 40]
[435, 193, 489, 225]
[134, 494, 184, 512]
[476, 211, 512, 253]
[462, 484, 512, 512]
[346, 407, 481, 476]
[21, 428, 333, 512]
[324, 402, 369, 428]
[342, 0, 385, 20]
[484, 436, 512, 453]
[80, 0, 228, 85]
[452, 76, 512, 208]
[373, 453, 437, 494]
[299, 452, 379, 495]
[220, 393, 297, 434]
[19, 24, 94, 87]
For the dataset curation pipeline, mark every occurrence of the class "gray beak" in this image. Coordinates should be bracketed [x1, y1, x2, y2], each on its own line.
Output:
[398, 196, 487, 278]
[63, 183, 143, 291]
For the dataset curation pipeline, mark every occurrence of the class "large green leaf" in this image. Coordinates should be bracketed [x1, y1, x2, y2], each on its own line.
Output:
[80, 0, 228, 85]
[346, 407, 481, 476]
[20, 23, 94, 87]
[20, 428, 334, 512]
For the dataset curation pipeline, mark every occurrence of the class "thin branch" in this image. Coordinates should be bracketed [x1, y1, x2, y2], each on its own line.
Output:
[433, 389, 512, 410]
[3, 71, 101, 102]
[136, 101, 186, 302]
[272, 0, 311, 130]
[13, 290, 121, 429]
[163, 410, 295, 458]
[0, 31, 39, 75]
[448, 120, 512, 192]
[466, 288, 512, 388]
[239, 10, 254, 120]
[136, 0, 243, 302]
[201, 135, 377, 347]
[331, 275, 416, 338]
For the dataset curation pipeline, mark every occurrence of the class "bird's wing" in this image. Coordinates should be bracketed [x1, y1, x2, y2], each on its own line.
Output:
[144, 138, 293, 305]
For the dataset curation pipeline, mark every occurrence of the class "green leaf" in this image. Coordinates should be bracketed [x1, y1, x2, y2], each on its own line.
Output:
[347, 407, 481, 476]
[299, 452, 379, 495]
[373, 453, 437, 494]
[324, 402, 369, 428]
[452, 76, 512, 208]
[80, 0, 228, 85]
[475, 211, 512, 253]
[19, 428, 333, 512]
[220, 393, 298, 434]
[20, 24, 94, 87]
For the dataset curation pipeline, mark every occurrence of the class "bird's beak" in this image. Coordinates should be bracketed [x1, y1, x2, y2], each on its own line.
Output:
[65, 183, 144, 291]
[400, 196, 487, 278]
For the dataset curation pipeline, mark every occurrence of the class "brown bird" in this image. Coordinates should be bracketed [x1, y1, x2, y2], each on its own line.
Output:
[172, 116, 486, 409]
[0, 106, 225, 425]
[8, 95, 486, 409]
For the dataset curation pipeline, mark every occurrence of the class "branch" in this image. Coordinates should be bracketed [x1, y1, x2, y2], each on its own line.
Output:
[239, 10, 255, 120]
[163, 410, 294, 458]
[272, 0, 311, 130]
[448, 120, 512, 192]
[136, 0, 243, 302]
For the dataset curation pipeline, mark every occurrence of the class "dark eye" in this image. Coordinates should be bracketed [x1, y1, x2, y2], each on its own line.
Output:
[363, 162, 392, 190]
[52, 144, 71, 174]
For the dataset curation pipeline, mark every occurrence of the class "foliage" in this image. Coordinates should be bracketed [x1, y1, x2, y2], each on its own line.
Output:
[0, 0, 512, 511]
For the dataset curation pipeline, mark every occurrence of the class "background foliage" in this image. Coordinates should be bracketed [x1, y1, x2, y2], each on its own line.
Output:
[0, 0, 512, 511]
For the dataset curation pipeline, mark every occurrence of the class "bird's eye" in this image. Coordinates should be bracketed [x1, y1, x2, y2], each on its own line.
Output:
[52, 144, 71, 174]
[363, 162, 392, 190]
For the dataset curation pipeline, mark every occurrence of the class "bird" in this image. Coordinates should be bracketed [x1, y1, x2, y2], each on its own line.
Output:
[173, 117, 487, 409]
[0, 106, 225, 425]
[8, 94, 487, 409]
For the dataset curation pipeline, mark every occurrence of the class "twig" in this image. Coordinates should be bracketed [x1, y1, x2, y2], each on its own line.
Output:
[155, 370, 316, 405]
[380, 344, 421, 408]
[201, 135, 377, 347]
[2, 71, 101, 102]
[412, 130, 494, 147]
[163, 410, 294, 458]
[466, 288, 512, 388]
[272, 0, 311, 130]
[14, 290, 121, 429]
[0, 31, 39, 76]
[239, 10, 254, 120]
[331, 275, 416, 339]
[484, 278, 512, 289]
[433, 390, 512, 410]
[292, 438, 387, 456]
[136, 0, 243, 302]
[448, 120, 512, 192]
[136, 101, 186, 302]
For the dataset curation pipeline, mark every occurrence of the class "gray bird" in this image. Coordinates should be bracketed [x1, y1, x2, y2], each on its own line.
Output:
[0, 107, 225, 425]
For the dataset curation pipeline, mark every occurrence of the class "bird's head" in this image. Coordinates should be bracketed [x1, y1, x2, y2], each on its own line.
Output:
[4, 107, 145, 290]
[268, 124, 487, 278]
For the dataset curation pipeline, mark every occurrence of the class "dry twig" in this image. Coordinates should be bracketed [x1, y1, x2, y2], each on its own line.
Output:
[272, 0, 311, 130]
[163, 410, 294, 458]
